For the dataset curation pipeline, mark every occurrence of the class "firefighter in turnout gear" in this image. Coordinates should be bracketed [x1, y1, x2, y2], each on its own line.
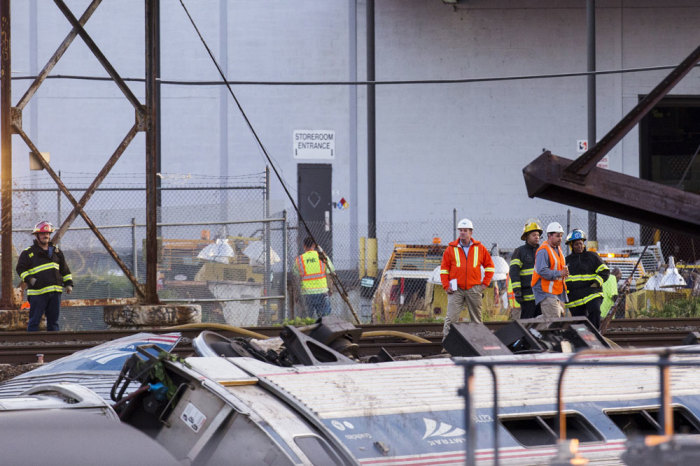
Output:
[16, 221, 73, 331]
[293, 237, 334, 318]
[509, 219, 543, 319]
[440, 218, 495, 337]
[564, 229, 610, 329]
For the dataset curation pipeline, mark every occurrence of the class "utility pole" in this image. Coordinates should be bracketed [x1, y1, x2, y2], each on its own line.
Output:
[587, 0, 597, 244]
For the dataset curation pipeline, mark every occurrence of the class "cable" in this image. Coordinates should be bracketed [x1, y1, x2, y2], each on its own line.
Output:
[10, 63, 700, 87]
[179, 0, 360, 324]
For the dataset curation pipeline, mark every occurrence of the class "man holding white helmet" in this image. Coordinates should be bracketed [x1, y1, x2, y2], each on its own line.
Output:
[16, 221, 73, 331]
[440, 218, 495, 338]
[530, 221, 569, 318]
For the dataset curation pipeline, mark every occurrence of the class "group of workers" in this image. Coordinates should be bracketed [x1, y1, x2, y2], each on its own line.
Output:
[16, 215, 623, 335]
[439, 217, 623, 339]
[293, 218, 624, 334]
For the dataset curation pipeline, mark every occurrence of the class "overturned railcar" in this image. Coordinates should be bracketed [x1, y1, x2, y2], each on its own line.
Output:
[3, 332, 700, 464]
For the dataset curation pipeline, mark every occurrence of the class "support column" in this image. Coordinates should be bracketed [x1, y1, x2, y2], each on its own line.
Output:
[1, 0, 14, 308]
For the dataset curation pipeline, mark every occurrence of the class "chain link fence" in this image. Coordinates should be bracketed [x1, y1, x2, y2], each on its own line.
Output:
[8, 181, 700, 329]
[288, 211, 699, 324]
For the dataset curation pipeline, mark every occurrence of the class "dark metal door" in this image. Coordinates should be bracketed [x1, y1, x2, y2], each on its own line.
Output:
[297, 164, 333, 257]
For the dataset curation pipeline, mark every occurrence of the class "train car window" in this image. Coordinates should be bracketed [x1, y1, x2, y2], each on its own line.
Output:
[608, 407, 700, 437]
[294, 435, 343, 465]
[500, 413, 603, 447]
[500, 413, 602, 447]
[542, 415, 600, 442]
[649, 407, 700, 435]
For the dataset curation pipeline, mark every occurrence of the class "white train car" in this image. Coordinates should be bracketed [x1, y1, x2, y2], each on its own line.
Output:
[2, 332, 700, 464]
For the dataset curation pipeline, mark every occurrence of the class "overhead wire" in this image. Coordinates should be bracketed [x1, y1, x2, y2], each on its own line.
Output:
[177, 0, 361, 324]
[10, 63, 700, 87]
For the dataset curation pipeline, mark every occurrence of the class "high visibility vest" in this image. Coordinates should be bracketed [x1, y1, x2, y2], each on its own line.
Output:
[531, 242, 567, 296]
[296, 250, 328, 294]
[507, 275, 520, 309]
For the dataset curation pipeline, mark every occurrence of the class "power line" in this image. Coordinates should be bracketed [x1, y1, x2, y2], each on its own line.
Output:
[10, 63, 700, 87]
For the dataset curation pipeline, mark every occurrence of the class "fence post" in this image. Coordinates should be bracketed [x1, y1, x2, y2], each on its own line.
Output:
[264, 166, 271, 321]
[132, 217, 138, 280]
[56, 176, 62, 226]
[282, 209, 288, 322]
[452, 208, 457, 239]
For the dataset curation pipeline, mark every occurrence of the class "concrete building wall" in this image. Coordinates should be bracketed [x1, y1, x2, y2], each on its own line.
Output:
[7, 0, 700, 262]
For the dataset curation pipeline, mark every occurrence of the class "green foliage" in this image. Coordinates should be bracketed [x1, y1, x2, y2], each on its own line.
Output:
[72, 274, 134, 299]
[279, 316, 318, 327]
[394, 311, 441, 324]
[638, 297, 700, 318]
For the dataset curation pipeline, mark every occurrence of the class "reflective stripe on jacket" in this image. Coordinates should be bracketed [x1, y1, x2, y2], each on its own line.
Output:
[564, 250, 610, 309]
[296, 250, 329, 295]
[507, 274, 520, 309]
[16, 241, 73, 296]
[531, 242, 566, 296]
[509, 242, 537, 302]
[440, 238, 495, 291]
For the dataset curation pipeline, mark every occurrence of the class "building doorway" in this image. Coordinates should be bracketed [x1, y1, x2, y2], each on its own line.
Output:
[639, 96, 700, 262]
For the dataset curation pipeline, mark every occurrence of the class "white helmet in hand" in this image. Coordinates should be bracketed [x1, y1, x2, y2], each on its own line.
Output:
[546, 222, 564, 234]
[457, 218, 474, 229]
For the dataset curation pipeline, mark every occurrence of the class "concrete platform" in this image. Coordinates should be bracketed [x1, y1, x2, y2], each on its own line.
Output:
[104, 304, 201, 327]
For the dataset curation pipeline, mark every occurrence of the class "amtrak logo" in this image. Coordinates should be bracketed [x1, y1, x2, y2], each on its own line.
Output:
[331, 420, 355, 431]
[422, 418, 465, 440]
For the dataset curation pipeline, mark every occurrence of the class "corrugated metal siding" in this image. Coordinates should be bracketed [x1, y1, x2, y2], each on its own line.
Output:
[0, 372, 124, 401]
[231, 351, 700, 419]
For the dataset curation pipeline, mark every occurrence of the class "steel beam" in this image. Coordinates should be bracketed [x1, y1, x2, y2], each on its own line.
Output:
[16, 0, 102, 111]
[1, 0, 12, 307]
[145, 0, 159, 304]
[61, 297, 140, 308]
[54, 0, 144, 115]
[52, 124, 139, 243]
[564, 44, 700, 181]
[524, 151, 700, 238]
[12, 125, 146, 297]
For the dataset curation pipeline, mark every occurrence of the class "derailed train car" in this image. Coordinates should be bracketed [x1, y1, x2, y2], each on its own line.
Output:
[2, 326, 700, 464]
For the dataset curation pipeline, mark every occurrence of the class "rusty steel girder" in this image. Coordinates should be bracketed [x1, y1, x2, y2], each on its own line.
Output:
[524, 44, 700, 236]
[0, 0, 161, 305]
[524, 151, 700, 238]
[61, 297, 141, 308]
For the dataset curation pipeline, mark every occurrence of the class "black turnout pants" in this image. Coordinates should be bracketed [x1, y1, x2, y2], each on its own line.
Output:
[568, 296, 602, 329]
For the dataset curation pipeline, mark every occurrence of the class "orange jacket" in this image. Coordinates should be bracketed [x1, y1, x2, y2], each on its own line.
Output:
[440, 239, 495, 291]
[531, 242, 567, 295]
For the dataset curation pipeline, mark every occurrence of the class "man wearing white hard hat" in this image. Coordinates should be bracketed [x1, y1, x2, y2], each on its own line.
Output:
[440, 218, 495, 338]
[530, 221, 569, 318]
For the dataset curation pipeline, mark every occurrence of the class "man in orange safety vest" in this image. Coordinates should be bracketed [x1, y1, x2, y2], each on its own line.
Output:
[531, 222, 569, 318]
[440, 218, 495, 338]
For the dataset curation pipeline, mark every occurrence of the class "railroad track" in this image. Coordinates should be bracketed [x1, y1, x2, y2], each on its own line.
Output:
[0, 319, 699, 365]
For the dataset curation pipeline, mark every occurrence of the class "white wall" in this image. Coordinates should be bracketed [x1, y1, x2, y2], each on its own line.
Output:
[7, 0, 700, 263]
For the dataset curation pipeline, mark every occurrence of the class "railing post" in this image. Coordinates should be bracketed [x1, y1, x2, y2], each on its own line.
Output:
[459, 363, 476, 466]
[659, 350, 673, 435]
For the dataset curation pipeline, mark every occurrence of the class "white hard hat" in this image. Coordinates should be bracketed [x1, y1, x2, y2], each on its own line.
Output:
[457, 218, 473, 229]
[546, 222, 564, 234]
[492, 256, 509, 281]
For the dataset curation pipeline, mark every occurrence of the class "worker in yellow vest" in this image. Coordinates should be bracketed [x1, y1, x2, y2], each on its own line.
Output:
[294, 237, 334, 318]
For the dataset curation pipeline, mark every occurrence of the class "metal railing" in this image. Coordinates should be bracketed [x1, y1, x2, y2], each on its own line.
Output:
[456, 347, 700, 465]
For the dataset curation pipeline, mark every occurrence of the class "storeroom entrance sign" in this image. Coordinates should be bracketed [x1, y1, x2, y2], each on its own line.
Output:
[293, 130, 335, 159]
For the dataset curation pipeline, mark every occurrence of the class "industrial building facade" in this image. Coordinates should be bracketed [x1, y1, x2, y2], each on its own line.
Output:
[7, 0, 700, 266]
